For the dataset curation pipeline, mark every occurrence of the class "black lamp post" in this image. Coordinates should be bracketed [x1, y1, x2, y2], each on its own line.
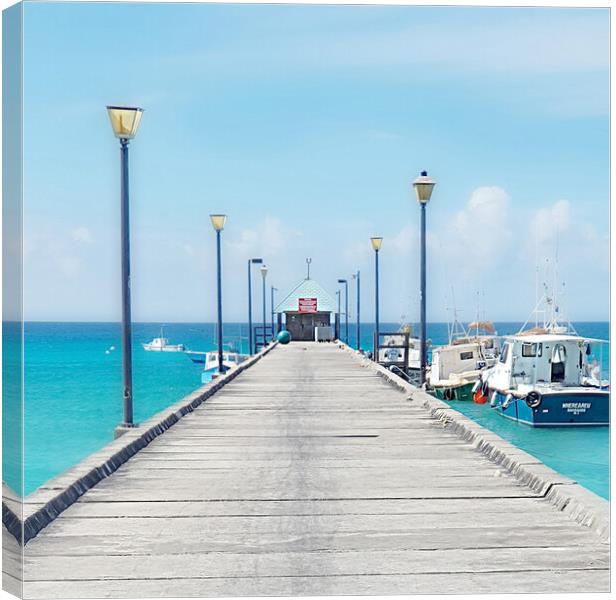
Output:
[260, 265, 268, 347]
[370, 237, 382, 358]
[247, 257, 263, 354]
[337, 278, 349, 345]
[271, 286, 278, 337]
[352, 271, 360, 350]
[210, 214, 227, 374]
[107, 105, 143, 437]
[412, 170, 435, 385]
[336, 289, 341, 339]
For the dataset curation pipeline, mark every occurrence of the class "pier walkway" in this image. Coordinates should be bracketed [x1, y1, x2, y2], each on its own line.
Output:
[17, 343, 609, 597]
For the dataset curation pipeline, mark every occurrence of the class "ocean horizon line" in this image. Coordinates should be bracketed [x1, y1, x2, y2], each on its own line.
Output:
[10, 319, 612, 325]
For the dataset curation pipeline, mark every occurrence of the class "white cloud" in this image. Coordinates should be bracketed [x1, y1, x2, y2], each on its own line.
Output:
[579, 223, 609, 271]
[179, 242, 195, 257]
[446, 186, 512, 267]
[71, 226, 94, 244]
[227, 216, 303, 258]
[531, 199, 571, 244]
[390, 224, 417, 254]
[168, 13, 608, 76]
[343, 240, 371, 263]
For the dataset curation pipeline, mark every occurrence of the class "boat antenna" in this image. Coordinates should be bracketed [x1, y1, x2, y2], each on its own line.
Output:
[306, 257, 312, 279]
[446, 286, 466, 343]
[534, 240, 539, 329]
[444, 289, 452, 343]
[474, 291, 481, 338]
[534, 265, 539, 329]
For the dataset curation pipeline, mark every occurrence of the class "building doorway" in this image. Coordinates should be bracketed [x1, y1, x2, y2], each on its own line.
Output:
[285, 312, 331, 341]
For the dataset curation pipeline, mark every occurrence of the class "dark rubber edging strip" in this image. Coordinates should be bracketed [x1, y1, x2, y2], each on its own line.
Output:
[340, 343, 610, 542]
[2, 342, 278, 545]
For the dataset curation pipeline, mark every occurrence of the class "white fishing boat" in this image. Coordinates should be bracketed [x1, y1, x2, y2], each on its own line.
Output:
[204, 351, 247, 372]
[185, 350, 207, 364]
[201, 346, 248, 383]
[143, 326, 185, 352]
[428, 319, 500, 401]
[474, 286, 609, 426]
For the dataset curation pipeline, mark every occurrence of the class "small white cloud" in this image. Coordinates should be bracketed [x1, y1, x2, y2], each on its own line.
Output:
[179, 243, 195, 257]
[71, 226, 93, 244]
[390, 224, 417, 254]
[447, 186, 512, 267]
[227, 217, 302, 258]
[578, 222, 609, 270]
[531, 199, 571, 244]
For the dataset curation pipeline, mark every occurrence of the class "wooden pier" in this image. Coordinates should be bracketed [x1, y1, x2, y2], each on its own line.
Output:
[8, 343, 610, 597]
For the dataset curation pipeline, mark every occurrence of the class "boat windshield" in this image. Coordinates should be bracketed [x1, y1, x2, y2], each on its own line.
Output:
[499, 343, 510, 364]
[582, 340, 609, 386]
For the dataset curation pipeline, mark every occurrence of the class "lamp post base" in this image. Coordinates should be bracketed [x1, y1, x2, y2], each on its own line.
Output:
[114, 422, 138, 439]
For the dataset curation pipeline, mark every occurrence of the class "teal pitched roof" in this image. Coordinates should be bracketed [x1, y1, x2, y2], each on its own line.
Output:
[274, 278, 336, 313]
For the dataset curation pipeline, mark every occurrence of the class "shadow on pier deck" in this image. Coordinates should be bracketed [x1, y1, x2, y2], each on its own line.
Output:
[7, 343, 610, 597]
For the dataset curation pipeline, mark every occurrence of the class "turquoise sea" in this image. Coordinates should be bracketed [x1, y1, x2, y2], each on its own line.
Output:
[2, 321, 609, 499]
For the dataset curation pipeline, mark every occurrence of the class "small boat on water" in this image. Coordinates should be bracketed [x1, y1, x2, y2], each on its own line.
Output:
[143, 326, 185, 352]
[428, 320, 500, 401]
[474, 294, 609, 427]
[204, 350, 247, 373]
[185, 351, 207, 364]
[201, 347, 248, 383]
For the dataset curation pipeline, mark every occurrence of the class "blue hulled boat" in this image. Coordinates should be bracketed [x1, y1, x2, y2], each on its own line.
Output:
[474, 294, 609, 427]
[476, 332, 609, 426]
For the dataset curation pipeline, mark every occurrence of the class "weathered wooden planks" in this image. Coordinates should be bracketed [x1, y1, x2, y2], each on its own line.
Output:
[22, 343, 609, 597]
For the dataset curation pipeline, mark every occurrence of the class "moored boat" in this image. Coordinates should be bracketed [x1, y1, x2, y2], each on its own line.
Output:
[428, 320, 500, 401]
[474, 293, 609, 426]
[185, 351, 207, 364]
[201, 349, 248, 383]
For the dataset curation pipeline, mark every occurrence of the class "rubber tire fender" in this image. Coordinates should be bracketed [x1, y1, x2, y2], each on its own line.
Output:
[525, 390, 542, 409]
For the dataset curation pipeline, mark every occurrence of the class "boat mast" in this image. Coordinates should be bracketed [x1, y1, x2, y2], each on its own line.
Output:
[475, 291, 480, 338]
[534, 262, 539, 329]
[446, 286, 466, 344]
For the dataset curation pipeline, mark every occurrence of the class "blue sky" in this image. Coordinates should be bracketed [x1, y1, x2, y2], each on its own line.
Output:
[19, 2, 609, 323]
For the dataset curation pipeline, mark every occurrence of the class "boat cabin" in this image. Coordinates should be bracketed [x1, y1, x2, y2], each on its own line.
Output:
[489, 334, 595, 391]
[274, 277, 336, 342]
[431, 342, 483, 382]
[429, 337, 499, 384]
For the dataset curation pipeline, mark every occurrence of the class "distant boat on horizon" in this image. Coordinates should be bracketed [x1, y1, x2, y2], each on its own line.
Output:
[142, 326, 186, 352]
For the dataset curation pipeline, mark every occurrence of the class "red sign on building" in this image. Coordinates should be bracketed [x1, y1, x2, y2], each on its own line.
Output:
[298, 297, 318, 313]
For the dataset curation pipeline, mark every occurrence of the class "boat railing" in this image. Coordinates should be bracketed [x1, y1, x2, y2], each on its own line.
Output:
[388, 364, 420, 386]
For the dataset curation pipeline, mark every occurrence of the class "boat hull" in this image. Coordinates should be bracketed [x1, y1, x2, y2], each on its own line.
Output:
[489, 388, 609, 427]
[142, 344, 185, 352]
[432, 381, 475, 402]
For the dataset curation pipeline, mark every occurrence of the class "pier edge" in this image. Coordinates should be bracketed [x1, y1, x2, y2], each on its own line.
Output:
[2, 342, 278, 545]
[339, 342, 610, 542]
